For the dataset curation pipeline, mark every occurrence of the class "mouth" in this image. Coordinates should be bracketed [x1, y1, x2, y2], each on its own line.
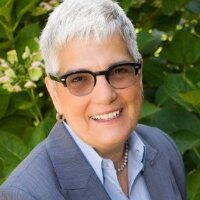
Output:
[90, 109, 123, 121]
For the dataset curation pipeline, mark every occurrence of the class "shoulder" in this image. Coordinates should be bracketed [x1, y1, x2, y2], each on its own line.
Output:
[135, 124, 187, 199]
[135, 124, 180, 156]
[0, 139, 60, 199]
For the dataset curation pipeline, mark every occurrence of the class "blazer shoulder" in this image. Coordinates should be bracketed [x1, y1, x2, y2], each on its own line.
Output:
[0, 139, 61, 199]
[136, 124, 187, 199]
[135, 124, 184, 173]
[135, 124, 180, 155]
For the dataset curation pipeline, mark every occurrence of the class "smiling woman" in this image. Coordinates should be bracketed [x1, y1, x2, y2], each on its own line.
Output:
[45, 35, 143, 158]
[0, 0, 186, 200]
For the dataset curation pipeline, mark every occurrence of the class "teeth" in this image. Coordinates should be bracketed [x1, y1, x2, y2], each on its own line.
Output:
[91, 110, 120, 120]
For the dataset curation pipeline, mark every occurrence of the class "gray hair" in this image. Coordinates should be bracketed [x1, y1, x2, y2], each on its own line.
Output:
[39, 0, 142, 75]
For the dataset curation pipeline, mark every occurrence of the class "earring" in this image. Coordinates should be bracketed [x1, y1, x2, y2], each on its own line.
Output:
[56, 113, 64, 122]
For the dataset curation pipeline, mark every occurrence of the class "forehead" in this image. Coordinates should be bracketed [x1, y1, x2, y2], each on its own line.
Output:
[57, 35, 133, 75]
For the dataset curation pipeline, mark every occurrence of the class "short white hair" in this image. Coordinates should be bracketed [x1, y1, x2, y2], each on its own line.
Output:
[39, 0, 142, 75]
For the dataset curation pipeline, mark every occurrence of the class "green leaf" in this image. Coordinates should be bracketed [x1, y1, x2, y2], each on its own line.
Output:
[143, 58, 168, 87]
[162, 73, 193, 109]
[0, 116, 31, 137]
[0, 0, 14, 23]
[140, 100, 160, 119]
[186, 0, 200, 13]
[28, 110, 55, 149]
[16, 101, 35, 110]
[170, 130, 200, 153]
[152, 107, 200, 135]
[0, 131, 29, 177]
[187, 169, 200, 200]
[0, 158, 5, 184]
[0, 157, 4, 177]
[179, 90, 200, 108]
[186, 68, 200, 85]
[161, 30, 200, 65]
[0, 131, 29, 161]
[4, 92, 33, 116]
[15, 0, 39, 19]
[0, 23, 7, 39]
[137, 30, 162, 56]
[137, 31, 152, 52]
[162, 0, 190, 15]
[152, 11, 182, 32]
[0, 92, 10, 119]
[155, 85, 177, 107]
[15, 23, 40, 57]
[118, 0, 133, 12]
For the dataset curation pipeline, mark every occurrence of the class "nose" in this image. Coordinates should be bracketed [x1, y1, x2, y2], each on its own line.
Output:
[92, 76, 118, 105]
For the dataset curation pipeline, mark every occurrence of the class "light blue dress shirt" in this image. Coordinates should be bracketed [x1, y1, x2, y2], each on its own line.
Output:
[64, 122, 151, 200]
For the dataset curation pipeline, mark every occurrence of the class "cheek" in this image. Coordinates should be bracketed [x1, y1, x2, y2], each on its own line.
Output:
[58, 88, 90, 122]
[122, 85, 143, 115]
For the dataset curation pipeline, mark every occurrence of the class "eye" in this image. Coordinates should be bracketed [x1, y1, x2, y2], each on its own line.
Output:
[111, 65, 133, 76]
[67, 73, 93, 86]
[71, 76, 84, 83]
[114, 67, 129, 74]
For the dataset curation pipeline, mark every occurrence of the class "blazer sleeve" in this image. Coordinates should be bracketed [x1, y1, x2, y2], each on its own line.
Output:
[0, 187, 36, 200]
[162, 132, 187, 200]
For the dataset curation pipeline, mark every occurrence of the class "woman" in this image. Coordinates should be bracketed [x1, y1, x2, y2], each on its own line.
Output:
[0, 0, 186, 199]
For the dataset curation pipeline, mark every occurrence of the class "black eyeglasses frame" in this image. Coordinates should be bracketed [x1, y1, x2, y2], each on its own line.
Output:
[49, 62, 142, 88]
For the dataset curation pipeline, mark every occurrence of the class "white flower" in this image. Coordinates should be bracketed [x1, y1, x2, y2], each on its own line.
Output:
[31, 52, 43, 62]
[12, 85, 22, 92]
[7, 50, 18, 64]
[2, 83, 13, 92]
[49, 0, 59, 6]
[31, 61, 43, 68]
[24, 81, 37, 88]
[22, 46, 31, 60]
[39, 2, 53, 11]
[28, 65, 43, 81]
[5, 68, 16, 78]
[0, 76, 10, 84]
[0, 59, 9, 69]
[39, 92, 43, 97]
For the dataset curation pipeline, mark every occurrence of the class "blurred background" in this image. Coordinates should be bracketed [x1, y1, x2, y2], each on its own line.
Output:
[0, 0, 199, 199]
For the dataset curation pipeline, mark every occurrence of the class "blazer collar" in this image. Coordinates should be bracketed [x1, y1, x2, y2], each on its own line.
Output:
[45, 122, 111, 200]
[45, 122, 94, 189]
[136, 128, 177, 200]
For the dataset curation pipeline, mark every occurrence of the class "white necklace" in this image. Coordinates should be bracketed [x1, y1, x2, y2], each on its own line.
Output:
[117, 141, 129, 173]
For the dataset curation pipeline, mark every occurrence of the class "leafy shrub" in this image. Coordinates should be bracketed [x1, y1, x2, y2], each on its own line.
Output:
[0, 0, 200, 199]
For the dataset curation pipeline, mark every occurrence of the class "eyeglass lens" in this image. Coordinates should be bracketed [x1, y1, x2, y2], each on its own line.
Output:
[66, 73, 95, 96]
[65, 64, 138, 96]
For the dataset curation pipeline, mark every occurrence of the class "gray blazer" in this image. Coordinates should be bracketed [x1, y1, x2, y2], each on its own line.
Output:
[0, 122, 186, 200]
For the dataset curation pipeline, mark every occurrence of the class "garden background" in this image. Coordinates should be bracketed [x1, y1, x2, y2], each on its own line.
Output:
[0, 0, 200, 199]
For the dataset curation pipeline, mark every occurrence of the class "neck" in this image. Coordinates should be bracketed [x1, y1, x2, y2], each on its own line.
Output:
[95, 143, 126, 168]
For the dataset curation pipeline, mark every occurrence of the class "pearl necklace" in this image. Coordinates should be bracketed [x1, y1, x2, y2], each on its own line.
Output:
[117, 141, 129, 173]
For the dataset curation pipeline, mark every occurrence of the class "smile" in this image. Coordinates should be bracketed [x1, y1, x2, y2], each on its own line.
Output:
[90, 110, 121, 121]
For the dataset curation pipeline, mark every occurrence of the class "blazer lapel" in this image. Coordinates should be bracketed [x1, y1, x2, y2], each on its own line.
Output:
[45, 122, 111, 200]
[143, 143, 177, 200]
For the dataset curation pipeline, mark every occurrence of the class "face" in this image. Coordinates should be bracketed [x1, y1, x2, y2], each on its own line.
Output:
[45, 35, 143, 155]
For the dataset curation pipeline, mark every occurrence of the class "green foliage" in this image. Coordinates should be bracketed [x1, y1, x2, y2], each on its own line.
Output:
[0, 0, 199, 198]
[161, 30, 200, 66]
[187, 169, 200, 200]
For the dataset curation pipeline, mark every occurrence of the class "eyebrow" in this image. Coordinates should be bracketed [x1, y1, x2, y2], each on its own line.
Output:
[60, 60, 134, 76]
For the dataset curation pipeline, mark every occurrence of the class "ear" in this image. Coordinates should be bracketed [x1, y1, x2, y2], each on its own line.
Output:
[45, 77, 62, 113]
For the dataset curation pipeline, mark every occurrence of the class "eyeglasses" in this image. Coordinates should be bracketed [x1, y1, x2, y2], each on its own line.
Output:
[49, 62, 141, 96]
